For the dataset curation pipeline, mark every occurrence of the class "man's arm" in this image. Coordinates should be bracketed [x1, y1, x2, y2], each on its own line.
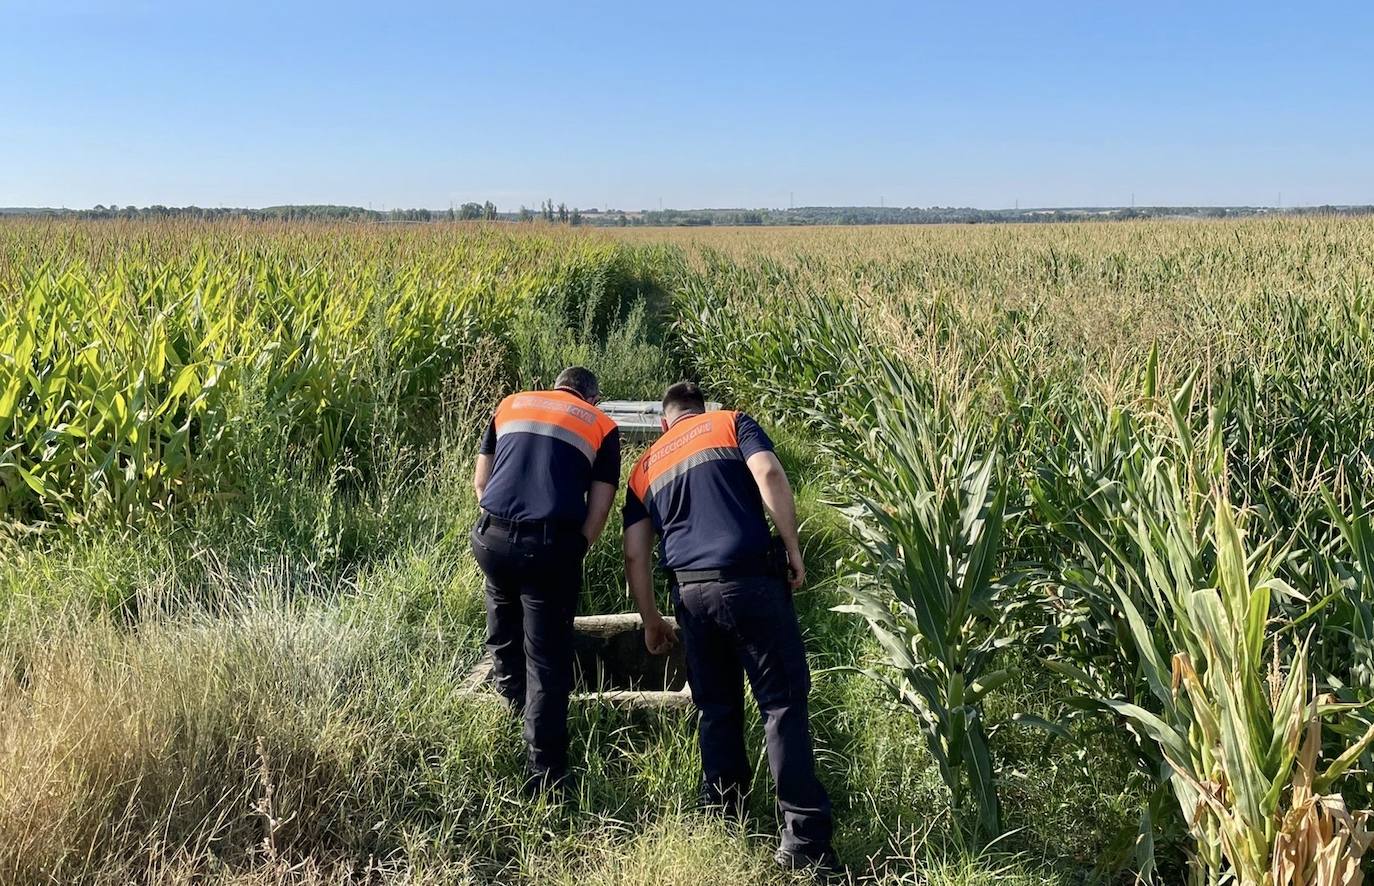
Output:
[473, 454, 493, 500]
[747, 450, 806, 589]
[474, 418, 497, 500]
[624, 518, 676, 653]
[584, 427, 621, 546]
[582, 481, 616, 547]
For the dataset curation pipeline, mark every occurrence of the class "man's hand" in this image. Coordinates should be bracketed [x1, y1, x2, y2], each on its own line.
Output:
[786, 550, 806, 590]
[643, 613, 679, 655]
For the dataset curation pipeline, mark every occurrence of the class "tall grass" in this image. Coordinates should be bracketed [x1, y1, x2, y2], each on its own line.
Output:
[8, 216, 1374, 883]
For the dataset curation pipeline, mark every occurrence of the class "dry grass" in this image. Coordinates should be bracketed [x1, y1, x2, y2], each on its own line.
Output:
[0, 602, 367, 882]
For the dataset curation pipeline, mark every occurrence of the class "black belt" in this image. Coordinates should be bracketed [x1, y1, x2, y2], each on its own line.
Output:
[477, 510, 579, 538]
[672, 564, 775, 585]
[671, 537, 791, 585]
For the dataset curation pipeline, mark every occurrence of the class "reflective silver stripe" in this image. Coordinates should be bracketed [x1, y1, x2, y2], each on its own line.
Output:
[644, 446, 742, 505]
[497, 419, 597, 463]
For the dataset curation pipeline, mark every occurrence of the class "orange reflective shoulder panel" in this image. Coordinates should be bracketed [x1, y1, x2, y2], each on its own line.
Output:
[628, 450, 653, 501]
[594, 408, 619, 440]
[629, 411, 742, 505]
[493, 390, 611, 464]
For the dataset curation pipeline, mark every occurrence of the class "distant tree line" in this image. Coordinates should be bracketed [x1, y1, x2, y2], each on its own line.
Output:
[12, 204, 501, 223]
[5, 203, 1373, 227]
[605, 205, 1374, 227]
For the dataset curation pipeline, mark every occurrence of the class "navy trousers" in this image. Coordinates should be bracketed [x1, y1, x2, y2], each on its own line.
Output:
[471, 515, 587, 781]
[673, 574, 834, 854]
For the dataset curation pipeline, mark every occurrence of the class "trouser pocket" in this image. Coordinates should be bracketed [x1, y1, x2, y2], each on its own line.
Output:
[730, 578, 811, 705]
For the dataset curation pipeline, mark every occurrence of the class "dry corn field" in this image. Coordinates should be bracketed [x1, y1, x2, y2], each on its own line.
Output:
[3, 217, 1374, 884]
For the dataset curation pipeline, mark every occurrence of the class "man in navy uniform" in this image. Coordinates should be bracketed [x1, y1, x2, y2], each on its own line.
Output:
[622, 381, 838, 874]
[472, 366, 620, 792]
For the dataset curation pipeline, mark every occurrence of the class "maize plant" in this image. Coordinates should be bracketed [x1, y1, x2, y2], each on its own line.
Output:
[0, 223, 648, 523]
[827, 343, 1015, 840]
[1036, 388, 1374, 882]
[1272, 705, 1374, 885]
[1113, 490, 1374, 883]
[1323, 490, 1374, 809]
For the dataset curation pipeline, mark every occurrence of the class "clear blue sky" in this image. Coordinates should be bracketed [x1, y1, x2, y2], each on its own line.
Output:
[4, 1, 1372, 210]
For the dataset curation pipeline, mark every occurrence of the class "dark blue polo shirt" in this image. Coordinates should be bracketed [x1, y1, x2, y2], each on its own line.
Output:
[623, 410, 775, 571]
[479, 389, 621, 523]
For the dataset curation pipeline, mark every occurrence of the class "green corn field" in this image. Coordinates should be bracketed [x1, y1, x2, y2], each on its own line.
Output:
[3, 217, 1374, 884]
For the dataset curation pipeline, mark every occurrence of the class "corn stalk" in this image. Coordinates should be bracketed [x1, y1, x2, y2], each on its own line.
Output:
[829, 344, 1014, 840]
[1057, 467, 1374, 882]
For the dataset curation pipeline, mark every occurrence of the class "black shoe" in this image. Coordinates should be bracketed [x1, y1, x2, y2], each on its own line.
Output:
[775, 846, 845, 881]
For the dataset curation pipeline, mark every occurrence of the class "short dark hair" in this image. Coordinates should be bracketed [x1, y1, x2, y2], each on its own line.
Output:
[662, 380, 706, 414]
[554, 366, 600, 400]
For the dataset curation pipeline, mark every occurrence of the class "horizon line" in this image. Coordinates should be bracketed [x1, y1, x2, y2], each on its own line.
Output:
[6, 202, 1374, 214]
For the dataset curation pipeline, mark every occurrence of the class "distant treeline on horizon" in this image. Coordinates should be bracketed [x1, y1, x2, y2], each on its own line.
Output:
[3, 202, 1373, 226]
